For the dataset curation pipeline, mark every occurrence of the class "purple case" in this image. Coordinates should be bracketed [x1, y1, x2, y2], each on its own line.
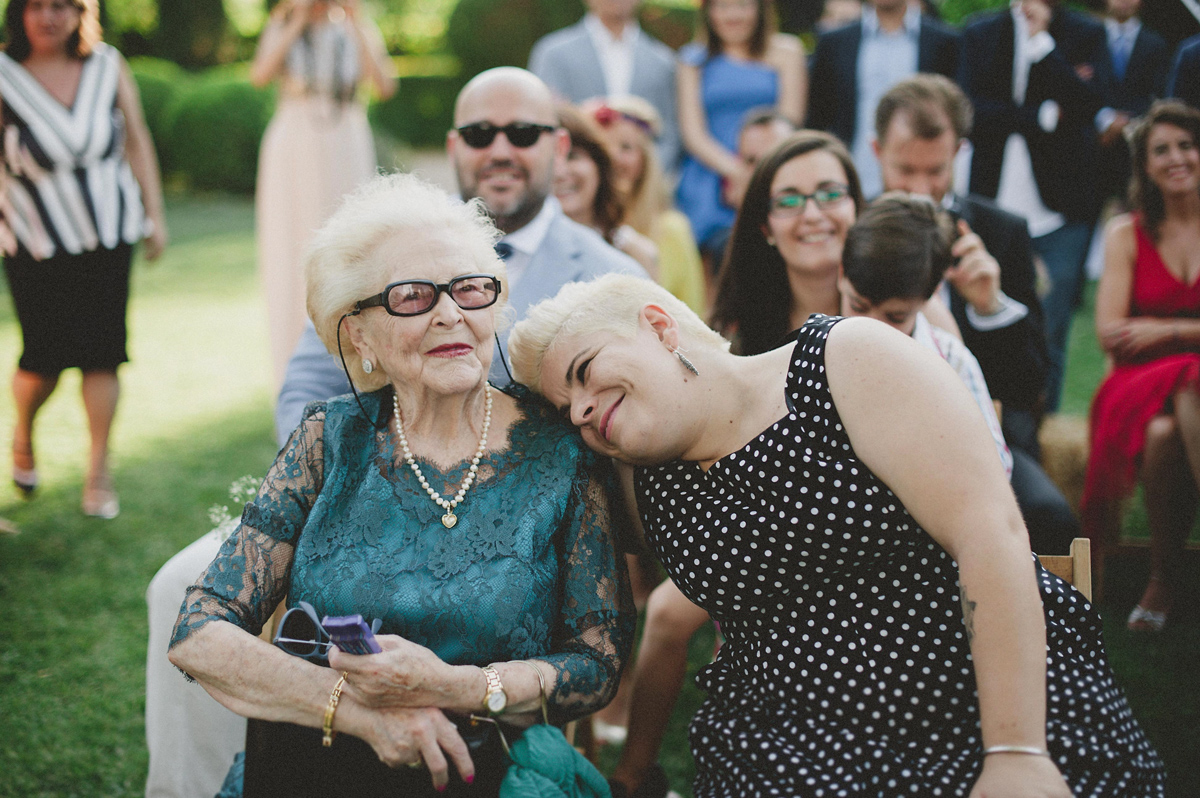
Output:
[321, 614, 382, 655]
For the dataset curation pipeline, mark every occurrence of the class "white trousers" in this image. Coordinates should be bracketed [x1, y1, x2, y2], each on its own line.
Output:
[144, 530, 245, 798]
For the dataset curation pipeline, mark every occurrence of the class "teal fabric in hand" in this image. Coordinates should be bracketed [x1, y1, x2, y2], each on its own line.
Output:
[170, 386, 635, 720]
[500, 725, 611, 798]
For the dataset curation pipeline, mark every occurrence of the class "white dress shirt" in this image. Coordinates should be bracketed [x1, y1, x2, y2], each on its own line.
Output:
[499, 195, 560, 288]
[995, 3, 1066, 238]
[583, 13, 640, 98]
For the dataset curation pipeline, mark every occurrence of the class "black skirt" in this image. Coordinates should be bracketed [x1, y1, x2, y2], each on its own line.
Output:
[3, 243, 133, 375]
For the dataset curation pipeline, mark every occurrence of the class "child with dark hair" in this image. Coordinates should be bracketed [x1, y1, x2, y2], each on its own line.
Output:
[840, 193, 1012, 476]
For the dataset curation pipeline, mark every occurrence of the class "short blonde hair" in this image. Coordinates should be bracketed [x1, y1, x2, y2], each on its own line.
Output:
[306, 172, 507, 390]
[509, 273, 729, 394]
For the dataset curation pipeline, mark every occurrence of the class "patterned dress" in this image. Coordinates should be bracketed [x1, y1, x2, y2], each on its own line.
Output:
[635, 316, 1164, 797]
[171, 387, 634, 796]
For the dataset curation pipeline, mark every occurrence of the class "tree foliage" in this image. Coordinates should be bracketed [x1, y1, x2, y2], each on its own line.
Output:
[134, 0, 223, 68]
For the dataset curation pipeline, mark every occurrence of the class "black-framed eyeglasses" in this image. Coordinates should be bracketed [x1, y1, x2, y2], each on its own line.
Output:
[768, 183, 852, 217]
[352, 274, 502, 317]
[272, 600, 383, 662]
[456, 122, 557, 149]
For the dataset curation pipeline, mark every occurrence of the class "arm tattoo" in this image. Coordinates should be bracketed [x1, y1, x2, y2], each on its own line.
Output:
[960, 583, 977, 645]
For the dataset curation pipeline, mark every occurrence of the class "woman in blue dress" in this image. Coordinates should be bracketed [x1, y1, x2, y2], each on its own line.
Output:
[168, 174, 634, 797]
[675, 0, 805, 263]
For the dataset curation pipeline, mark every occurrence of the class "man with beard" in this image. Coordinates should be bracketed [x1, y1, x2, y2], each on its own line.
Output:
[447, 66, 647, 383]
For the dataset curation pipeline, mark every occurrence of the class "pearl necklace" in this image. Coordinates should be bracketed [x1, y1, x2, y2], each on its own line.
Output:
[393, 385, 492, 529]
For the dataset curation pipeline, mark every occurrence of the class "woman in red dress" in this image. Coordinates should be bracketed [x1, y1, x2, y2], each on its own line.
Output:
[1085, 100, 1200, 632]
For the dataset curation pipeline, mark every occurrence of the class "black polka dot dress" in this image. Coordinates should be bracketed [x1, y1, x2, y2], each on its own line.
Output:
[634, 317, 1165, 797]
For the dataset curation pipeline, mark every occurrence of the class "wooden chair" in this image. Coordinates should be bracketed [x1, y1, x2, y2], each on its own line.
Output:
[1037, 537, 1092, 602]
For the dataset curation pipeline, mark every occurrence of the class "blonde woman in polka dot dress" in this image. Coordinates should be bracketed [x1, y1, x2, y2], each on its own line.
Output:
[509, 275, 1164, 798]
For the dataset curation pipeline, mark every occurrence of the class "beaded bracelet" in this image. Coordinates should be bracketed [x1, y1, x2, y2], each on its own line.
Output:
[322, 672, 348, 747]
[982, 745, 1051, 757]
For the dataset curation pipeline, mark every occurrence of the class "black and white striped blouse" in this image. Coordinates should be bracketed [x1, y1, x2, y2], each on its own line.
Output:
[0, 42, 147, 261]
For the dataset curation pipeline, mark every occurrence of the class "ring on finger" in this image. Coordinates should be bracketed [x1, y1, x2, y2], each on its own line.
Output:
[406, 759, 423, 769]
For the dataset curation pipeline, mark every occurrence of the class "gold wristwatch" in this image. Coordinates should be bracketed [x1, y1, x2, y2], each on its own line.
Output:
[481, 665, 508, 715]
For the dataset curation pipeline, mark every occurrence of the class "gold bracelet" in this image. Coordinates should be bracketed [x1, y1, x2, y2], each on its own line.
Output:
[982, 745, 1050, 757]
[322, 672, 348, 747]
[515, 659, 550, 725]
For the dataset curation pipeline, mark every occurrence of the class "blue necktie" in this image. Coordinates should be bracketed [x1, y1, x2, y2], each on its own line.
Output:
[1112, 31, 1131, 82]
[494, 242, 514, 261]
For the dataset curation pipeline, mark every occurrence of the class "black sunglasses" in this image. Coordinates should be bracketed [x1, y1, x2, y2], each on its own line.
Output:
[456, 122, 557, 149]
[273, 600, 383, 662]
[352, 274, 502, 318]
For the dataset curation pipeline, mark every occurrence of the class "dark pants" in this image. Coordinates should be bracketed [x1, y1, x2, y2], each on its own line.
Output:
[1004, 409, 1079, 556]
[1012, 448, 1079, 555]
[1034, 222, 1093, 412]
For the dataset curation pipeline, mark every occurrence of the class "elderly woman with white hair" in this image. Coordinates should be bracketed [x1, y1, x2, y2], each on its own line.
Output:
[167, 174, 634, 797]
[507, 275, 1164, 798]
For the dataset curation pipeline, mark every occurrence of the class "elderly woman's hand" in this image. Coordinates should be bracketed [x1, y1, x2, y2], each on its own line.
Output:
[331, 634, 478, 710]
[359, 704, 475, 790]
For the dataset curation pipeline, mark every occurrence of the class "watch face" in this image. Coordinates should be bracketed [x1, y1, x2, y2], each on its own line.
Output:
[486, 690, 507, 713]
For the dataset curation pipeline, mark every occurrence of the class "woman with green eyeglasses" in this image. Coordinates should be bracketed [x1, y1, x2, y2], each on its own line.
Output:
[711, 131, 863, 355]
[713, 130, 960, 355]
[168, 174, 634, 797]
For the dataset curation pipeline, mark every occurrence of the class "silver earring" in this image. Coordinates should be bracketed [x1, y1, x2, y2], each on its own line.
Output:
[362, 359, 374, 374]
[766, 236, 777, 248]
[674, 348, 699, 377]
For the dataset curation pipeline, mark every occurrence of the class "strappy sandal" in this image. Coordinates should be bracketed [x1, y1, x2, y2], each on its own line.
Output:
[1126, 604, 1167, 633]
[82, 488, 119, 520]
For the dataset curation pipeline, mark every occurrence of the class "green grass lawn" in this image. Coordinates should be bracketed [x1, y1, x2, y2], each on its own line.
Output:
[0, 198, 1197, 796]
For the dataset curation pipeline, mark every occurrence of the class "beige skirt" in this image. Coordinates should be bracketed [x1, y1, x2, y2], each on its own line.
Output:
[256, 94, 376, 387]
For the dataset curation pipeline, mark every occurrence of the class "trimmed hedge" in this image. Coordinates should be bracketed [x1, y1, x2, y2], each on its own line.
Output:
[446, 0, 586, 77]
[369, 74, 464, 149]
[129, 57, 187, 174]
[130, 58, 275, 194]
[164, 77, 275, 193]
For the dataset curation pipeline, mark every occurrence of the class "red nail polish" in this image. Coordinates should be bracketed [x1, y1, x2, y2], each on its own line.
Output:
[465, 774, 475, 785]
[437, 785, 447, 793]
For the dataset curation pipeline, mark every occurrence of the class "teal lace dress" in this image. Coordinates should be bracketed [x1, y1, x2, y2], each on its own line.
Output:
[170, 386, 635, 796]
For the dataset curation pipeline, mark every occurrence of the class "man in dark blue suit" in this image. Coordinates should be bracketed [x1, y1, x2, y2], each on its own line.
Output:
[806, 0, 959, 198]
[960, 0, 1116, 412]
[1168, 33, 1200, 110]
[1100, 0, 1169, 201]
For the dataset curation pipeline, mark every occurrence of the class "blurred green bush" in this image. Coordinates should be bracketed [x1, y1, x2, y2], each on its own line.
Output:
[446, 0, 586, 78]
[130, 57, 275, 194]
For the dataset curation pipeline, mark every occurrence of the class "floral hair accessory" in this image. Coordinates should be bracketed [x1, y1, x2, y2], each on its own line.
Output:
[590, 103, 657, 139]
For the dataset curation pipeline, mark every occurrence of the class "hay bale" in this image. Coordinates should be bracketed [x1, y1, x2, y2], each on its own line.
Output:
[1039, 414, 1089, 513]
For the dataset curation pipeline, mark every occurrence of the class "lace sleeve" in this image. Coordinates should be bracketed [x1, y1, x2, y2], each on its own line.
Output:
[537, 455, 636, 723]
[168, 404, 328, 650]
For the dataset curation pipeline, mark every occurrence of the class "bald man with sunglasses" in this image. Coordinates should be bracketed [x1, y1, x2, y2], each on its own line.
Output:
[446, 67, 647, 380]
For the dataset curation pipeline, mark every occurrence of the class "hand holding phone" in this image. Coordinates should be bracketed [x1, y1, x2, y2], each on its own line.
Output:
[322, 613, 383, 655]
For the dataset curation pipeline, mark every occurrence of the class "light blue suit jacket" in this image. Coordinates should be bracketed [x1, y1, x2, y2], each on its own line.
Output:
[528, 20, 680, 172]
[274, 211, 647, 444]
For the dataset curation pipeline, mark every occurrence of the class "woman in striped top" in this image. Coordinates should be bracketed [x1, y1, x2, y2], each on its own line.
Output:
[1, 0, 167, 519]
